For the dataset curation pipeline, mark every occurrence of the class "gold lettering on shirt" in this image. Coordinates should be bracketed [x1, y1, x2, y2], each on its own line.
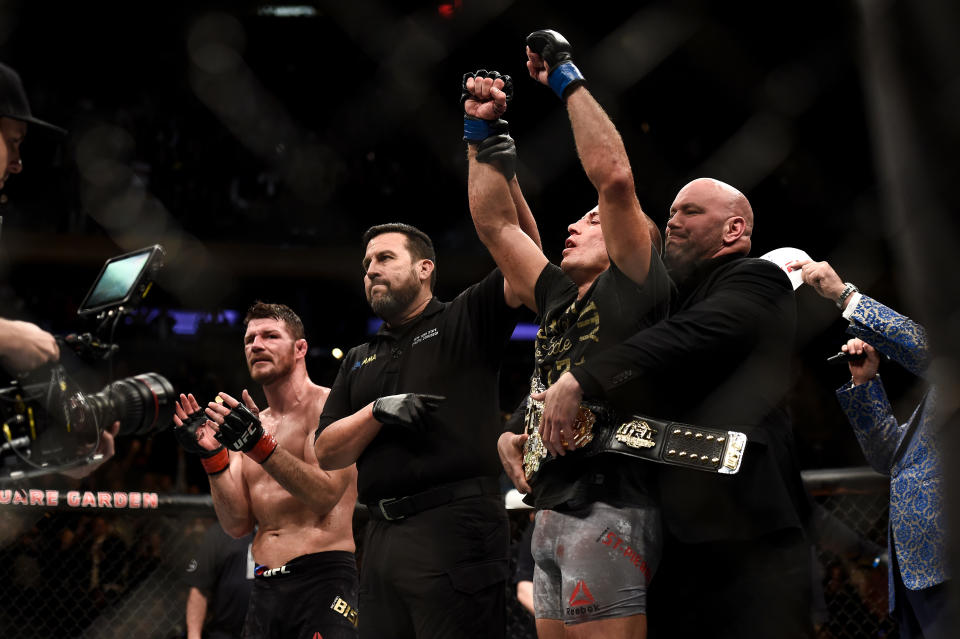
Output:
[576, 301, 599, 343]
[537, 296, 601, 385]
[548, 358, 572, 385]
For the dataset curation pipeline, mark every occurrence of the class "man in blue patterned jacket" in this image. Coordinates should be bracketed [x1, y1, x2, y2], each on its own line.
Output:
[793, 258, 950, 639]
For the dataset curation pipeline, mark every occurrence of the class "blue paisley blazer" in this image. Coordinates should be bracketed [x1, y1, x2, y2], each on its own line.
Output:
[835, 295, 946, 609]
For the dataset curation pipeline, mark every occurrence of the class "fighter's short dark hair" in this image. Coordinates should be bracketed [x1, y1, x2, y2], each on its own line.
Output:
[244, 302, 305, 341]
[362, 222, 437, 291]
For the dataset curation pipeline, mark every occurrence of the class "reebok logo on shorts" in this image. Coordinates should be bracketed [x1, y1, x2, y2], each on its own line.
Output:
[569, 580, 594, 606]
[567, 579, 599, 616]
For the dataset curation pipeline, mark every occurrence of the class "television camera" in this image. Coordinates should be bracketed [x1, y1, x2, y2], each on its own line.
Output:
[0, 245, 175, 480]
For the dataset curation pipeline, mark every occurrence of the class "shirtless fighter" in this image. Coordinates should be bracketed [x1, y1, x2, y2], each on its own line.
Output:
[174, 302, 359, 639]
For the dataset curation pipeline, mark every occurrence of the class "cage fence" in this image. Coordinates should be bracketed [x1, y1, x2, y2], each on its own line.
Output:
[0, 468, 891, 639]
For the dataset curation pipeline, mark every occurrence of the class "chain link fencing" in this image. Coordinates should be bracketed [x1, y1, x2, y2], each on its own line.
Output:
[805, 468, 896, 639]
[0, 469, 892, 638]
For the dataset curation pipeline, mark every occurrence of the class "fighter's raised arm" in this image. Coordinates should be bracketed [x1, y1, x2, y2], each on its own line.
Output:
[464, 69, 547, 311]
[464, 70, 542, 254]
[526, 29, 656, 284]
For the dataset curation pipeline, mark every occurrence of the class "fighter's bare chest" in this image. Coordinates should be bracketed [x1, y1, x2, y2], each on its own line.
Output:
[241, 414, 310, 479]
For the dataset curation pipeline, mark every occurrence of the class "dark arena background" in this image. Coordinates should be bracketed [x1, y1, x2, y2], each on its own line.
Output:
[1, 0, 958, 637]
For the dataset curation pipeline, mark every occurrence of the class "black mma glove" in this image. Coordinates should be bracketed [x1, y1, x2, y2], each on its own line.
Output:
[372, 393, 445, 430]
[463, 69, 514, 143]
[214, 403, 278, 464]
[461, 68, 514, 108]
[174, 409, 229, 474]
[526, 29, 586, 99]
[476, 133, 517, 181]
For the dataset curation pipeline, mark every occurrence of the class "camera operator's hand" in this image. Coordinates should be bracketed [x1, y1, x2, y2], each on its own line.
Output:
[0, 318, 60, 372]
[61, 421, 120, 479]
[175, 393, 229, 475]
[205, 391, 278, 465]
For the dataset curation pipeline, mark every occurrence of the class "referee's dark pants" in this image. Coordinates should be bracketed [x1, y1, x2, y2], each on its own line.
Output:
[359, 493, 509, 639]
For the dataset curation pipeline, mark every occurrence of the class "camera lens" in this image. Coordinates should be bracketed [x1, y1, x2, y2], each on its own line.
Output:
[85, 373, 176, 437]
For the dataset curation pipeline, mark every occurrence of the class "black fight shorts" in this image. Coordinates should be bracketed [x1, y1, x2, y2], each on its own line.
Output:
[242, 550, 359, 639]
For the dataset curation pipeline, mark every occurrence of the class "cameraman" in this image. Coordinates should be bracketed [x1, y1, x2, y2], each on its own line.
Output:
[0, 63, 61, 371]
[0, 61, 118, 476]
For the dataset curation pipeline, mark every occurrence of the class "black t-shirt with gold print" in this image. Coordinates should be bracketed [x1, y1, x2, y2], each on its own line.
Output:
[527, 253, 672, 509]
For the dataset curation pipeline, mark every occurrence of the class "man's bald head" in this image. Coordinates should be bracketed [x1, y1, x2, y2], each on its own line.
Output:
[664, 178, 754, 281]
[687, 178, 753, 232]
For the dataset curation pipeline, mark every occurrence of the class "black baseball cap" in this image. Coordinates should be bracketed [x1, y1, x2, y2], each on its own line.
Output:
[0, 62, 66, 135]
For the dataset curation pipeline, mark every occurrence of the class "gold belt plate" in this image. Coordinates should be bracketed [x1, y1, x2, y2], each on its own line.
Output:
[615, 419, 658, 449]
[521, 399, 597, 480]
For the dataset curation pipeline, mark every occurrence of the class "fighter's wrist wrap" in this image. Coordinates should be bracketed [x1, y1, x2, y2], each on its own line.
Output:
[175, 411, 228, 472]
[245, 432, 278, 464]
[548, 62, 585, 100]
[201, 447, 229, 475]
[215, 403, 277, 464]
[462, 69, 513, 143]
[464, 116, 509, 143]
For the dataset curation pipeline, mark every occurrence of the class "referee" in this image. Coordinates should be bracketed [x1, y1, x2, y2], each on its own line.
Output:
[315, 222, 533, 639]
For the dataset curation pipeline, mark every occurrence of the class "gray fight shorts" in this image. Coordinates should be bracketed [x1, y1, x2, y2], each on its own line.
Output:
[531, 500, 662, 625]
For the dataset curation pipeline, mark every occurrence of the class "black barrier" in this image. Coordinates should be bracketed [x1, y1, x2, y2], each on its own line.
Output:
[0, 468, 891, 639]
[0, 488, 213, 513]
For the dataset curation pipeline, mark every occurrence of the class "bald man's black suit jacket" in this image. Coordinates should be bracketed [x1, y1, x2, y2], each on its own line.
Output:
[571, 253, 810, 543]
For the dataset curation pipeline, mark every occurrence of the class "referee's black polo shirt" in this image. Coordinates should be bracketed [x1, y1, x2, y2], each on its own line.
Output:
[316, 269, 518, 504]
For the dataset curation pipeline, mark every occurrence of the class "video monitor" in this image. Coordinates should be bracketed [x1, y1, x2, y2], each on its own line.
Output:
[77, 245, 165, 317]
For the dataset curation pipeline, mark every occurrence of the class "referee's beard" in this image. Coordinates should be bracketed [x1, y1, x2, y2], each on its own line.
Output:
[368, 269, 421, 324]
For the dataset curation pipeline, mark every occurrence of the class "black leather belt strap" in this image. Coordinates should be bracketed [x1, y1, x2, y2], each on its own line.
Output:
[522, 399, 748, 482]
[601, 415, 747, 473]
[365, 476, 501, 522]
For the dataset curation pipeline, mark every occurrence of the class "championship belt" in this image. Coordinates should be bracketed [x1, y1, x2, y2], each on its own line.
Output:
[521, 381, 747, 482]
